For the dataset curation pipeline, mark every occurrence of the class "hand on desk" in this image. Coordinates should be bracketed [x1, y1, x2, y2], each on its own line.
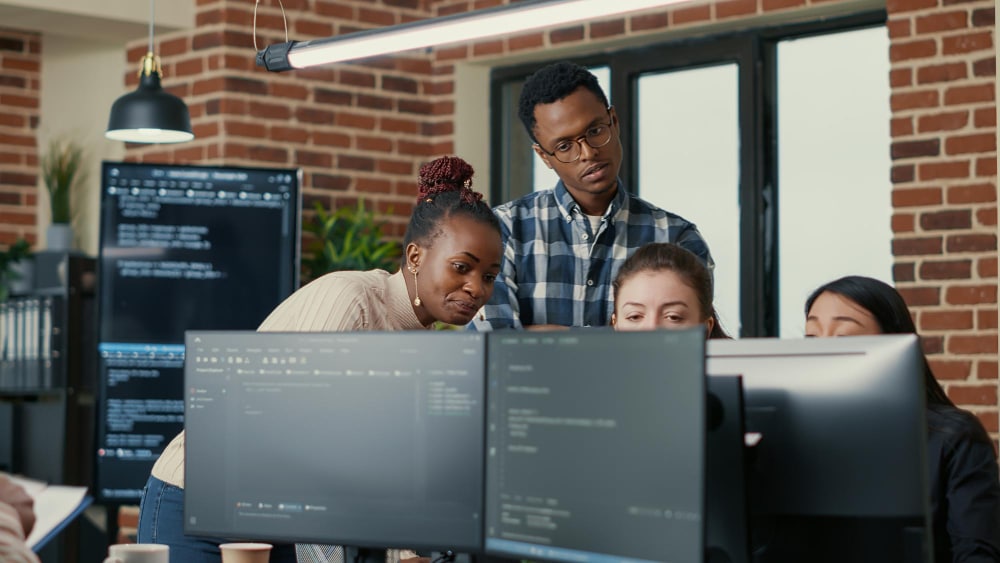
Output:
[0, 474, 34, 536]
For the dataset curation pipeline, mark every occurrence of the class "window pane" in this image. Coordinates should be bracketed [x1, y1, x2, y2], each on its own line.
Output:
[637, 64, 742, 336]
[777, 27, 892, 337]
[532, 67, 611, 192]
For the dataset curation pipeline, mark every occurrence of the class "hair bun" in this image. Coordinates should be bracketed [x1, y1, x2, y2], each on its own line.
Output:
[417, 156, 478, 204]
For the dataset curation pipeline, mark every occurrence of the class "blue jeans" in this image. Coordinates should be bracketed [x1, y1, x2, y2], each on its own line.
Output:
[137, 475, 297, 563]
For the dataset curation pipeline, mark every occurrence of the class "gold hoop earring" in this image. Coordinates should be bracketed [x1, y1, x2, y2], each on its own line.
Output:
[409, 266, 421, 307]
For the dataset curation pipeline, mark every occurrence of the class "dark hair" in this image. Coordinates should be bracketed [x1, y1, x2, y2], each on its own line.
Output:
[612, 243, 729, 339]
[401, 155, 501, 249]
[804, 275, 954, 407]
[517, 61, 610, 143]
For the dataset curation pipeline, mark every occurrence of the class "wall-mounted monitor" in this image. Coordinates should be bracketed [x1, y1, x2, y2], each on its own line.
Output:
[95, 162, 300, 502]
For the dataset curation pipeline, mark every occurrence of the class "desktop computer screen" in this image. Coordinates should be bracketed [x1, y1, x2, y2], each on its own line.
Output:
[707, 335, 929, 563]
[484, 329, 706, 563]
[184, 331, 486, 552]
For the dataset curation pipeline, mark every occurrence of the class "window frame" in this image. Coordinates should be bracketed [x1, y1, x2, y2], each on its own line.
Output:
[489, 10, 887, 336]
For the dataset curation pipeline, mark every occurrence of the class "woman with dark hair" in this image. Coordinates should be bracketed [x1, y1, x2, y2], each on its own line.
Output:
[137, 156, 503, 563]
[611, 242, 728, 338]
[805, 275, 1000, 563]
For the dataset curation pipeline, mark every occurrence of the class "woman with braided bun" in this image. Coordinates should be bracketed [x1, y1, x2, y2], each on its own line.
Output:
[137, 156, 503, 563]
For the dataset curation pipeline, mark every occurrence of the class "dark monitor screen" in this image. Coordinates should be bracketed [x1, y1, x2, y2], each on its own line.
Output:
[707, 335, 930, 563]
[184, 331, 486, 552]
[95, 162, 300, 501]
[484, 329, 706, 563]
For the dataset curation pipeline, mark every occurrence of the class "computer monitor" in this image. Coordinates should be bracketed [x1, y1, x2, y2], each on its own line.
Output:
[484, 329, 706, 563]
[707, 335, 930, 563]
[96, 162, 300, 501]
[183, 331, 486, 552]
[705, 375, 750, 563]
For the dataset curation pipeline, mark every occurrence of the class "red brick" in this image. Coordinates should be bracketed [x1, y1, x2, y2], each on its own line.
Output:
[928, 359, 973, 379]
[717, 0, 758, 17]
[977, 158, 997, 176]
[893, 236, 943, 255]
[974, 107, 997, 127]
[922, 310, 975, 330]
[380, 117, 419, 134]
[266, 82, 306, 101]
[224, 121, 267, 138]
[890, 39, 937, 62]
[377, 158, 414, 175]
[895, 262, 916, 281]
[355, 178, 393, 194]
[891, 90, 940, 111]
[947, 234, 997, 252]
[918, 110, 969, 133]
[979, 361, 999, 380]
[979, 207, 998, 226]
[295, 150, 333, 168]
[631, 12, 670, 31]
[916, 10, 969, 33]
[313, 173, 351, 191]
[551, 26, 585, 44]
[672, 4, 711, 25]
[887, 18, 912, 38]
[472, 40, 504, 56]
[947, 384, 998, 404]
[920, 208, 972, 230]
[313, 132, 351, 148]
[296, 108, 334, 125]
[357, 135, 393, 152]
[892, 213, 916, 232]
[315, 88, 353, 106]
[973, 57, 996, 77]
[901, 286, 941, 306]
[947, 183, 997, 204]
[892, 116, 914, 136]
[919, 160, 970, 180]
[917, 62, 968, 84]
[0, 94, 37, 109]
[944, 83, 995, 105]
[893, 186, 943, 206]
[509, 33, 544, 52]
[978, 309, 999, 329]
[315, 1, 353, 18]
[892, 164, 916, 183]
[591, 18, 626, 38]
[946, 285, 998, 305]
[980, 256, 999, 277]
[943, 31, 993, 55]
[271, 126, 309, 143]
[920, 259, 972, 280]
[890, 68, 913, 88]
[334, 112, 377, 130]
[946, 133, 997, 154]
[892, 138, 940, 158]
[0, 212, 34, 225]
[295, 20, 334, 38]
[248, 101, 292, 121]
[971, 7, 994, 26]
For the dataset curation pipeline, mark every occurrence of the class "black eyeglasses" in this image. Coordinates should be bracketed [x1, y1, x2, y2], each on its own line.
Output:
[536, 111, 615, 164]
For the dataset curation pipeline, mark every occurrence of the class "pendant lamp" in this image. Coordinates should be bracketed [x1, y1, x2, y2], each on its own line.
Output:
[105, 0, 193, 143]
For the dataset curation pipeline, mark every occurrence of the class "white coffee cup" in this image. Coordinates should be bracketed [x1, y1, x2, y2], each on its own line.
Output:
[104, 543, 169, 563]
[219, 542, 273, 563]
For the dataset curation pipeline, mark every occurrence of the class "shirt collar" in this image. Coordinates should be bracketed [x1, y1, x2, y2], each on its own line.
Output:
[553, 178, 627, 221]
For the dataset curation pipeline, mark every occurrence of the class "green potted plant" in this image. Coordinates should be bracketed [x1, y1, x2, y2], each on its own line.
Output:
[40, 138, 85, 251]
[302, 198, 402, 281]
[0, 239, 32, 302]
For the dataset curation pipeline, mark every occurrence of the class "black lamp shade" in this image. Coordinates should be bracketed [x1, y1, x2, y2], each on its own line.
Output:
[106, 72, 194, 143]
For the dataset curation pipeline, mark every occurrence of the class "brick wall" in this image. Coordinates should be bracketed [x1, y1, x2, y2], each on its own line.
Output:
[107, 0, 996, 431]
[0, 28, 40, 247]
[886, 0, 998, 433]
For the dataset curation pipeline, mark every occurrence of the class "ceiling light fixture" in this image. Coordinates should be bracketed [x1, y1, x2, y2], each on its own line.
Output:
[257, 0, 680, 72]
[106, 0, 194, 144]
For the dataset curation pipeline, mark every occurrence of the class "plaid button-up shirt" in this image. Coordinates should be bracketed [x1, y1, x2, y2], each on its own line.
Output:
[472, 180, 713, 330]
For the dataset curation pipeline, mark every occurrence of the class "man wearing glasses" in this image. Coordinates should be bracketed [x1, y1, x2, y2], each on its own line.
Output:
[472, 61, 713, 330]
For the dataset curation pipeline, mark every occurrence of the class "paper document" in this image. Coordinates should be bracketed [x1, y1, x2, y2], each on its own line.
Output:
[8, 475, 92, 551]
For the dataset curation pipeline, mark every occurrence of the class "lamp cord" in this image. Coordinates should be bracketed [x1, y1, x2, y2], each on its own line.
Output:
[253, 0, 289, 52]
[148, 0, 154, 53]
